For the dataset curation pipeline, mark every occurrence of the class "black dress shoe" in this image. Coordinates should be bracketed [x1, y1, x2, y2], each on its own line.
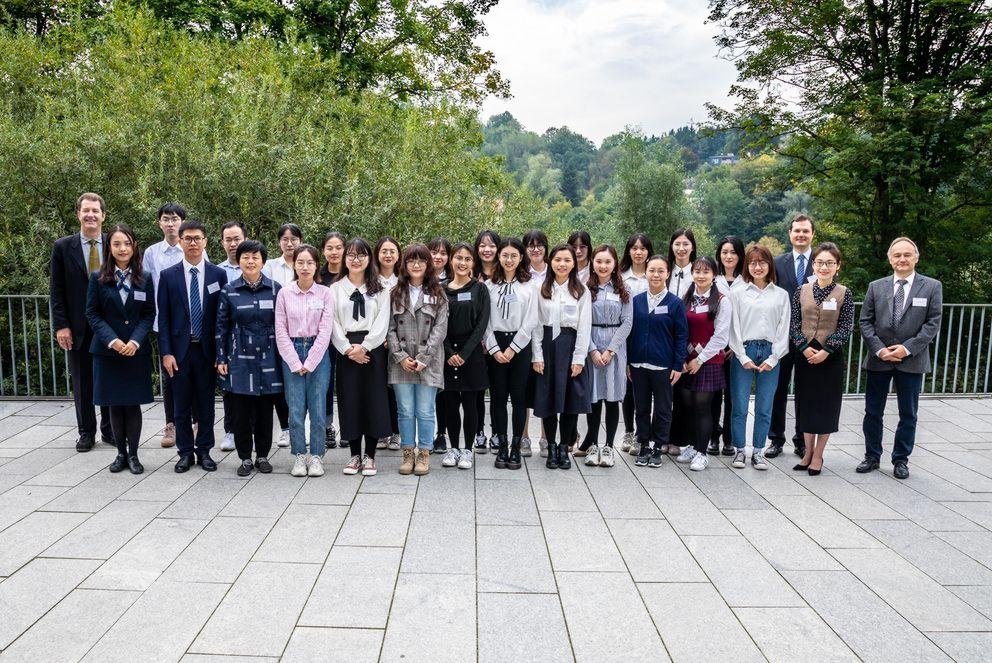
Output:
[807, 466, 822, 476]
[793, 463, 810, 471]
[255, 457, 273, 473]
[706, 440, 720, 455]
[764, 444, 783, 459]
[102, 435, 115, 445]
[76, 434, 95, 453]
[856, 457, 880, 474]
[109, 453, 127, 473]
[893, 460, 910, 479]
[198, 454, 217, 472]
[127, 456, 144, 474]
[721, 442, 734, 456]
[175, 454, 194, 473]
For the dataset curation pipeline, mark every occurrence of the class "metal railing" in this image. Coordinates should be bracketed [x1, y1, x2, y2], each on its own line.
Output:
[1, 295, 990, 398]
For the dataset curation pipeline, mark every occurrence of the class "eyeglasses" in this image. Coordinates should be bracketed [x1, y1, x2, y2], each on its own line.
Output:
[748, 261, 767, 267]
[279, 236, 300, 244]
[527, 245, 544, 252]
[181, 236, 206, 244]
[406, 258, 427, 266]
[346, 253, 368, 262]
[814, 260, 837, 268]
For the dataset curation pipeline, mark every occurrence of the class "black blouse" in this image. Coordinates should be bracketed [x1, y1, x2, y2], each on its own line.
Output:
[443, 280, 490, 357]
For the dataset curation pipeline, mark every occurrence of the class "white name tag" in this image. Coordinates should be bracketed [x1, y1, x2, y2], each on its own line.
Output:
[822, 300, 838, 311]
[133, 291, 146, 301]
[695, 305, 709, 314]
[912, 297, 927, 307]
[259, 300, 274, 309]
[457, 292, 472, 302]
[652, 305, 668, 315]
[563, 304, 577, 315]
[503, 293, 517, 303]
[308, 299, 324, 310]
[807, 275, 817, 283]
[606, 293, 620, 302]
[207, 282, 220, 294]
[424, 295, 435, 305]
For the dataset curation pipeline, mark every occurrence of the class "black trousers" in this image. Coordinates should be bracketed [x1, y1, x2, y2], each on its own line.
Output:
[445, 390, 481, 448]
[435, 391, 447, 439]
[622, 382, 635, 434]
[584, 400, 619, 448]
[172, 342, 216, 456]
[228, 392, 275, 460]
[349, 435, 379, 458]
[681, 387, 717, 453]
[163, 370, 198, 426]
[710, 362, 732, 444]
[109, 405, 141, 456]
[274, 393, 289, 430]
[476, 389, 486, 435]
[388, 386, 399, 435]
[67, 334, 112, 439]
[487, 335, 532, 439]
[543, 413, 578, 448]
[770, 348, 803, 447]
[631, 367, 673, 448]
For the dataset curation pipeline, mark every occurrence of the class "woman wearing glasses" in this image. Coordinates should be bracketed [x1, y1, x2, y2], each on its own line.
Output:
[522, 229, 550, 457]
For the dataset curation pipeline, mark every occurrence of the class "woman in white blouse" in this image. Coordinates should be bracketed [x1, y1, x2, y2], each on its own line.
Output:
[618, 232, 653, 455]
[374, 236, 401, 449]
[532, 244, 592, 470]
[522, 229, 550, 457]
[709, 235, 746, 457]
[329, 238, 391, 477]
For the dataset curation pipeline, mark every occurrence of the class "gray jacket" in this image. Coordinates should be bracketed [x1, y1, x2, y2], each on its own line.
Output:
[386, 287, 449, 388]
[859, 273, 942, 373]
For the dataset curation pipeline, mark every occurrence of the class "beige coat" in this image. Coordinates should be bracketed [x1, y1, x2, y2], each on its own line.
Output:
[386, 288, 448, 389]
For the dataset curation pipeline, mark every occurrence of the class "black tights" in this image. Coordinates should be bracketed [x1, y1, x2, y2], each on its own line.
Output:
[109, 405, 142, 456]
[445, 390, 480, 449]
[622, 381, 635, 434]
[582, 401, 619, 449]
[680, 388, 716, 453]
[348, 435, 379, 459]
[543, 413, 578, 449]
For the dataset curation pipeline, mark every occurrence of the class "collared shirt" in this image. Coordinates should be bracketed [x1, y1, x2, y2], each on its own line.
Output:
[485, 278, 538, 354]
[183, 259, 206, 335]
[688, 288, 732, 364]
[668, 263, 692, 298]
[532, 281, 592, 365]
[729, 281, 791, 368]
[892, 272, 916, 314]
[263, 256, 295, 286]
[715, 274, 744, 295]
[80, 233, 103, 270]
[529, 265, 547, 282]
[328, 278, 390, 353]
[793, 248, 812, 281]
[219, 259, 242, 278]
[577, 264, 590, 284]
[646, 287, 667, 311]
[621, 269, 648, 297]
[274, 281, 335, 373]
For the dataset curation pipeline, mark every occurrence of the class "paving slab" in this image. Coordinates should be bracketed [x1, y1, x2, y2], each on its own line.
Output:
[402, 507, 475, 573]
[380, 573, 476, 663]
[479, 593, 573, 663]
[530, 468, 598, 511]
[253, 503, 347, 564]
[43, 499, 169, 559]
[299, 546, 402, 628]
[0, 510, 89, 575]
[682, 535, 805, 607]
[477, 524, 556, 592]
[928, 632, 992, 663]
[476, 477, 540, 525]
[857, 519, 992, 585]
[765, 494, 882, 549]
[645, 486, 737, 535]
[606, 518, 706, 582]
[0, 484, 67, 530]
[734, 607, 859, 662]
[335, 492, 414, 547]
[542, 511, 625, 572]
[725, 509, 844, 571]
[162, 515, 275, 583]
[158, 476, 245, 520]
[282, 627, 382, 663]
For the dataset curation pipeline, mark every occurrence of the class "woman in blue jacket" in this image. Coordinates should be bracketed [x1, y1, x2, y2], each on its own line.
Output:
[85, 224, 156, 475]
[627, 255, 688, 468]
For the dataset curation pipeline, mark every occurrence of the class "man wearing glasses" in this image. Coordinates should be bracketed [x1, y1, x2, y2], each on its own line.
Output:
[157, 220, 228, 472]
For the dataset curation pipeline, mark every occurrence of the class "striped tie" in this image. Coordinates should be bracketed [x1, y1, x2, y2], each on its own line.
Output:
[189, 267, 202, 338]
[116, 269, 131, 294]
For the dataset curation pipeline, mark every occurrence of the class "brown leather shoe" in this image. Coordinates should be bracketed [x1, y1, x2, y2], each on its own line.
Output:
[399, 448, 415, 475]
[161, 423, 176, 448]
[414, 449, 430, 476]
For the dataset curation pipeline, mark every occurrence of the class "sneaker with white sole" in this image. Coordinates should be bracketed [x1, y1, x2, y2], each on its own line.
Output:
[676, 446, 696, 464]
[634, 445, 651, 466]
[441, 448, 460, 467]
[220, 432, 236, 452]
[751, 450, 769, 471]
[361, 455, 377, 476]
[277, 429, 290, 448]
[585, 446, 601, 466]
[308, 455, 325, 477]
[732, 449, 746, 469]
[291, 454, 309, 477]
[520, 437, 532, 457]
[539, 438, 548, 458]
[457, 448, 474, 469]
[689, 451, 709, 471]
[628, 440, 641, 456]
[619, 431, 634, 452]
[343, 454, 362, 475]
[387, 435, 401, 451]
[376, 437, 388, 449]
[599, 446, 615, 467]
[474, 432, 488, 454]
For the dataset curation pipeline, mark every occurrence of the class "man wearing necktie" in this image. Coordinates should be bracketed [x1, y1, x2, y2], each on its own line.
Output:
[857, 237, 943, 479]
[49, 192, 113, 451]
[767, 214, 815, 458]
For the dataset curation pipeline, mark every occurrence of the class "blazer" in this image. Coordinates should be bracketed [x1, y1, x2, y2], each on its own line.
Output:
[859, 273, 943, 373]
[85, 271, 156, 357]
[49, 232, 108, 350]
[386, 288, 449, 389]
[156, 261, 227, 362]
[774, 250, 815, 301]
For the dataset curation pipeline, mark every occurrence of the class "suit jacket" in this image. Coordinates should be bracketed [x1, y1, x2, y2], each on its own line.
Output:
[49, 232, 108, 351]
[85, 271, 156, 356]
[774, 250, 815, 302]
[156, 261, 227, 362]
[860, 273, 942, 373]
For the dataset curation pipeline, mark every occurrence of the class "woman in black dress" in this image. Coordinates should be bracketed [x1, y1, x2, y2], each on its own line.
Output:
[790, 242, 855, 476]
[320, 231, 346, 448]
[428, 236, 452, 454]
[85, 224, 156, 474]
[473, 230, 500, 453]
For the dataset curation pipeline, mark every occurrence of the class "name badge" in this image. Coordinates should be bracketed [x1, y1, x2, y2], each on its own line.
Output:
[457, 292, 472, 302]
[308, 299, 324, 310]
[563, 304, 577, 315]
[807, 275, 817, 283]
[207, 282, 220, 294]
[503, 292, 517, 303]
[695, 305, 709, 314]
[424, 295, 435, 305]
[606, 293, 620, 302]
[652, 305, 668, 315]
[912, 297, 927, 307]
[259, 300, 274, 310]
[133, 291, 146, 302]
[822, 300, 838, 311]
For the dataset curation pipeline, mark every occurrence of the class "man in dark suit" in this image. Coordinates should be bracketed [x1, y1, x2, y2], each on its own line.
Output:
[157, 219, 228, 472]
[50, 192, 114, 451]
[857, 237, 942, 479]
[766, 214, 815, 459]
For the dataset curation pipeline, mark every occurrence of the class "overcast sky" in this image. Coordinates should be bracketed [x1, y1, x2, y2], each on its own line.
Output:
[478, 0, 739, 145]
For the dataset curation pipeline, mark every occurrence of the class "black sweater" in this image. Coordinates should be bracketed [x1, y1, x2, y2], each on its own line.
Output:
[443, 279, 490, 358]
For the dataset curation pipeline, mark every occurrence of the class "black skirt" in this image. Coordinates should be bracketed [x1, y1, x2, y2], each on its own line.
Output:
[794, 348, 845, 434]
[533, 326, 591, 418]
[443, 336, 488, 392]
[336, 331, 391, 441]
[94, 354, 154, 406]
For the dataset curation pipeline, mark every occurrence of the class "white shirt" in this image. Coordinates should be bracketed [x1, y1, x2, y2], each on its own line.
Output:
[485, 279, 538, 354]
[380, 272, 398, 290]
[688, 289, 732, 365]
[182, 259, 207, 335]
[328, 279, 390, 354]
[715, 274, 744, 295]
[408, 284, 423, 305]
[621, 269, 648, 297]
[729, 282, 791, 368]
[668, 263, 692, 298]
[529, 264, 547, 281]
[263, 256, 295, 286]
[531, 282, 592, 365]
[577, 264, 590, 284]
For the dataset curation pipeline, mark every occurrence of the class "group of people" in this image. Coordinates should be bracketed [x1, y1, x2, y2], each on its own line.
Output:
[50, 192, 943, 481]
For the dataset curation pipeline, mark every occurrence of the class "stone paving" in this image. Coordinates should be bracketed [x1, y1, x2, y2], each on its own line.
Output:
[1, 397, 992, 662]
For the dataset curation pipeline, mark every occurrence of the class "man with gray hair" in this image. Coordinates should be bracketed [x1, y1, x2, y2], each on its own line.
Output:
[857, 237, 942, 479]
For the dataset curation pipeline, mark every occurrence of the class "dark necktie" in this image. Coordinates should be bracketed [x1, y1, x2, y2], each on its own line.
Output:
[892, 279, 907, 327]
[189, 267, 202, 338]
[116, 269, 131, 295]
[497, 282, 512, 319]
[796, 254, 806, 282]
[350, 288, 365, 321]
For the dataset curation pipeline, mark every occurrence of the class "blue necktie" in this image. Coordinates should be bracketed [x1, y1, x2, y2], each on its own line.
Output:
[189, 267, 202, 338]
[115, 269, 131, 294]
[796, 254, 806, 282]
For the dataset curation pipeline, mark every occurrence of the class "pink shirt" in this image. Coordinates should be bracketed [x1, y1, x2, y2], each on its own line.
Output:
[275, 281, 335, 373]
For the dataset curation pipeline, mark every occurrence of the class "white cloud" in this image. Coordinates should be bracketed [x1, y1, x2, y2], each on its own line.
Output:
[479, 0, 739, 145]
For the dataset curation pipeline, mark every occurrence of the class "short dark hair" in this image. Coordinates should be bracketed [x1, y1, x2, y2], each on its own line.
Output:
[812, 241, 842, 265]
[788, 213, 815, 233]
[76, 192, 106, 213]
[568, 230, 592, 249]
[716, 235, 746, 278]
[236, 239, 267, 263]
[523, 229, 549, 252]
[178, 219, 207, 237]
[277, 223, 303, 241]
[156, 202, 187, 220]
[221, 220, 247, 236]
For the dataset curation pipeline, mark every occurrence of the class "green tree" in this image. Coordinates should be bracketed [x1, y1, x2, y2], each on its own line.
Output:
[544, 126, 596, 206]
[520, 153, 564, 204]
[695, 177, 749, 241]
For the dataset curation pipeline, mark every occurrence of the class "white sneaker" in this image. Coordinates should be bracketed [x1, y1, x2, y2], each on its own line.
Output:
[361, 455, 377, 476]
[619, 431, 634, 452]
[520, 437, 533, 457]
[291, 454, 309, 477]
[307, 455, 325, 477]
[751, 450, 769, 471]
[732, 449, 746, 469]
[277, 430, 290, 448]
[442, 448, 460, 467]
[585, 446, 601, 466]
[457, 449, 474, 469]
[387, 434, 401, 450]
[599, 446, 615, 467]
[676, 446, 696, 464]
[629, 440, 641, 456]
[220, 432, 235, 452]
[689, 452, 709, 471]
[539, 438, 549, 458]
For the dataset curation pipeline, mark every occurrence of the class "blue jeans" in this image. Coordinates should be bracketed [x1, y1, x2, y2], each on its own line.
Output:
[863, 369, 923, 463]
[730, 340, 780, 450]
[393, 383, 438, 450]
[282, 338, 330, 456]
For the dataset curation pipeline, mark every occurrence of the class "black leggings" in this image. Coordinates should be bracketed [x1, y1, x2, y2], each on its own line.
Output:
[445, 390, 481, 449]
[229, 392, 275, 461]
[583, 401, 619, 449]
[543, 413, 578, 449]
[680, 388, 716, 453]
[349, 435, 379, 459]
[435, 391, 447, 439]
[109, 405, 142, 456]
[388, 386, 399, 435]
[274, 394, 289, 430]
[476, 390, 486, 436]
[487, 348, 532, 439]
[622, 380, 635, 433]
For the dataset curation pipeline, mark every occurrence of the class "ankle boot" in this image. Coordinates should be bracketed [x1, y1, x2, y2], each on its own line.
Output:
[545, 439, 560, 469]
[557, 442, 572, 470]
[507, 436, 522, 470]
[494, 435, 509, 469]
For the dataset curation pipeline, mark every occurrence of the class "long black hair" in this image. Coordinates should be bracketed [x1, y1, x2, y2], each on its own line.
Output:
[541, 244, 585, 300]
[619, 233, 654, 273]
[715, 235, 745, 279]
[682, 255, 721, 320]
[473, 229, 501, 279]
[666, 228, 697, 267]
[491, 237, 531, 285]
[587, 244, 629, 304]
[339, 237, 383, 295]
[99, 224, 144, 288]
[392, 243, 446, 311]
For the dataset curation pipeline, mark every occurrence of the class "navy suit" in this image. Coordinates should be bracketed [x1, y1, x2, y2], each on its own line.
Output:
[769, 250, 814, 448]
[157, 261, 227, 456]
